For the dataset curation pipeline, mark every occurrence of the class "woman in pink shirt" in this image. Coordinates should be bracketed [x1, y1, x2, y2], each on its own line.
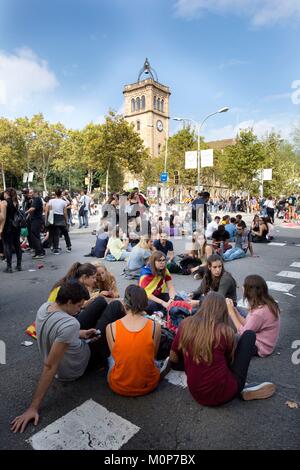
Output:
[226, 275, 280, 357]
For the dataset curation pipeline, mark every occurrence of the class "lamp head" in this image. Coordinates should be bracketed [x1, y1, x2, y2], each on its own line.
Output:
[218, 107, 229, 113]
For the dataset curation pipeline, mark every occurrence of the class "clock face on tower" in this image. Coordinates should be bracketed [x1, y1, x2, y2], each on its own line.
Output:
[156, 120, 163, 132]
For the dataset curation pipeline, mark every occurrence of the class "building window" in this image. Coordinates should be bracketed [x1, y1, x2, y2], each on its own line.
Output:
[141, 95, 145, 109]
[136, 97, 140, 111]
[153, 96, 157, 109]
[136, 120, 140, 131]
[161, 99, 164, 112]
[158, 143, 161, 155]
[157, 98, 161, 111]
[131, 98, 135, 112]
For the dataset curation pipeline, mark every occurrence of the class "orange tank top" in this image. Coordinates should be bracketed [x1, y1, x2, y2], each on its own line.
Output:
[109, 319, 160, 396]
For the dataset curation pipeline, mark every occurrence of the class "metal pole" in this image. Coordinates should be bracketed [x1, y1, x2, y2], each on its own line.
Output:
[197, 124, 200, 191]
[164, 134, 168, 203]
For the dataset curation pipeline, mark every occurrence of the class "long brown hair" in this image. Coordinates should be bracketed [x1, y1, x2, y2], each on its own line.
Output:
[5, 187, 19, 207]
[243, 275, 280, 318]
[179, 292, 235, 365]
[149, 251, 167, 276]
[51, 262, 97, 290]
[93, 262, 116, 291]
[201, 254, 233, 295]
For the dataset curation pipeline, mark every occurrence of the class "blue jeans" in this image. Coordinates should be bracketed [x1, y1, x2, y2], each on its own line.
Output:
[79, 210, 89, 228]
[222, 247, 246, 261]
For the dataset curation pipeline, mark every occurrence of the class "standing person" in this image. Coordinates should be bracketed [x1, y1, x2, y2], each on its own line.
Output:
[191, 191, 210, 232]
[22, 188, 33, 250]
[79, 190, 91, 228]
[169, 292, 276, 406]
[25, 189, 45, 260]
[46, 189, 71, 255]
[226, 275, 281, 357]
[265, 196, 275, 224]
[0, 188, 23, 272]
[63, 190, 74, 227]
[106, 285, 161, 397]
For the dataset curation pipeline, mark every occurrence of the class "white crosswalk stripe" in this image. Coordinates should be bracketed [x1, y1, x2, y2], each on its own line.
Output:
[276, 271, 300, 279]
[290, 262, 300, 268]
[27, 399, 140, 450]
[266, 281, 295, 292]
[165, 370, 187, 388]
[268, 242, 287, 247]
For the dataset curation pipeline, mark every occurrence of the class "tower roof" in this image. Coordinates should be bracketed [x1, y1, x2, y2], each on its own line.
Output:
[137, 58, 158, 82]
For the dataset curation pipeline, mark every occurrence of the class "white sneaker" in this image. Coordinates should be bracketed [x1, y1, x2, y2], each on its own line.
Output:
[241, 382, 276, 401]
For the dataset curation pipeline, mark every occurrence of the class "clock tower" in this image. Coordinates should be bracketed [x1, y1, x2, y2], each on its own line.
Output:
[123, 58, 170, 157]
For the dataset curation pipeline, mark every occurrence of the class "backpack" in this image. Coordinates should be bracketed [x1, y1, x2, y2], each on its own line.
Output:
[156, 327, 175, 360]
[12, 208, 27, 229]
[166, 300, 193, 333]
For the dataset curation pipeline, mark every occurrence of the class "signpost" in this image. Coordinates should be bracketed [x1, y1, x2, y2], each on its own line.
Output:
[160, 172, 168, 183]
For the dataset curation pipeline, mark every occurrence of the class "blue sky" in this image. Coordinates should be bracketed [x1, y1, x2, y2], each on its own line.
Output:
[0, 0, 299, 141]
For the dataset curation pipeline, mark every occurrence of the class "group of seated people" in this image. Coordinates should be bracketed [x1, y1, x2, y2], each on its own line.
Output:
[12, 251, 281, 433]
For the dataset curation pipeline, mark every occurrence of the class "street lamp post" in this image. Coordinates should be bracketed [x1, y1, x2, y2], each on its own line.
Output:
[174, 107, 229, 191]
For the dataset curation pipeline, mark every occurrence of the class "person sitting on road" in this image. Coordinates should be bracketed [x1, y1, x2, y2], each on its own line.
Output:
[10, 281, 125, 433]
[106, 285, 162, 397]
[226, 275, 280, 357]
[93, 262, 119, 299]
[183, 232, 213, 277]
[205, 216, 220, 239]
[84, 226, 110, 258]
[153, 231, 175, 262]
[211, 224, 231, 254]
[123, 236, 154, 280]
[251, 216, 269, 243]
[222, 220, 255, 262]
[169, 292, 276, 406]
[251, 214, 260, 232]
[191, 254, 237, 307]
[104, 226, 129, 261]
[139, 251, 176, 314]
[220, 214, 230, 225]
[264, 216, 275, 241]
[225, 217, 237, 242]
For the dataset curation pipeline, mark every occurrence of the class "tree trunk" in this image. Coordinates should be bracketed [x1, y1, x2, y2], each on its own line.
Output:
[43, 175, 48, 194]
[1, 163, 6, 190]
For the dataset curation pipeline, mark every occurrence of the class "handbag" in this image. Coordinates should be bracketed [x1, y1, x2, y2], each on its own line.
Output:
[47, 209, 54, 225]
[53, 214, 66, 226]
[12, 208, 27, 229]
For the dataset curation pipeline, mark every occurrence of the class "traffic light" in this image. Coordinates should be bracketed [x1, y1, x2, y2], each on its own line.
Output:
[174, 170, 179, 185]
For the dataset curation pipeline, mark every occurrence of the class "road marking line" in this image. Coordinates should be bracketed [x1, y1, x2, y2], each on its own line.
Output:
[277, 271, 300, 279]
[27, 399, 140, 450]
[268, 242, 286, 247]
[285, 293, 297, 298]
[290, 262, 300, 268]
[165, 370, 187, 388]
[267, 281, 295, 292]
[296, 244, 300, 247]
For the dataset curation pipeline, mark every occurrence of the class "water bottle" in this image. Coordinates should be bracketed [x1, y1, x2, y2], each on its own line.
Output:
[220, 241, 224, 254]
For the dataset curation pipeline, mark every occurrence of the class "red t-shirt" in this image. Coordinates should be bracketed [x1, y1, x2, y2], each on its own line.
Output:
[171, 326, 238, 406]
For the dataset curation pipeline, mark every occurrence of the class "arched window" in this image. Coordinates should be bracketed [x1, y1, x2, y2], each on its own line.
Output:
[161, 99, 164, 112]
[141, 95, 145, 109]
[157, 98, 161, 112]
[158, 143, 161, 155]
[136, 97, 140, 111]
[153, 96, 157, 109]
[136, 120, 140, 131]
[131, 98, 135, 112]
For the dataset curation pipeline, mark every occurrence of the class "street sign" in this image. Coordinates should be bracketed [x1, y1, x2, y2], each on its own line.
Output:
[201, 149, 214, 167]
[147, 186, 158, 197]
[185, 151, 197, 169]
[160, 172, 168, 183]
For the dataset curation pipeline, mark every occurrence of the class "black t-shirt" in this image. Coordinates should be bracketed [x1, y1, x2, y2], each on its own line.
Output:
[154, 239, 174, 256]
[212, 229, 230, 242]
[31, 196, 43, 220]
[3, 198, 18, 233]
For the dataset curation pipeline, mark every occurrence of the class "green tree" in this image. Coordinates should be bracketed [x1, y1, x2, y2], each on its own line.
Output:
[0, 117, 25, 190]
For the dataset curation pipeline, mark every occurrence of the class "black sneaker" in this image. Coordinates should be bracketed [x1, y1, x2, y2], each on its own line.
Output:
[32, 254, 45, 259]
[241, 382, 276, 401]
[16, 265, 22, 271]
[67, 247, 72, 252]
[84, 253, 93, 257]
[4, 267, 13, 273]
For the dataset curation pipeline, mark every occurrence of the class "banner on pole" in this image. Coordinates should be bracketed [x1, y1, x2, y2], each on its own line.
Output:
[185, 151, 197, 169]
[263, 169, 272, 181]
[200, 149, 214, 167]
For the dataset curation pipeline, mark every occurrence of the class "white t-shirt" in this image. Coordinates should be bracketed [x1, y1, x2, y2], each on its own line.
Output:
[205, 221, 219, 238]
[265, 200, 275, 209]
[80, 195, 91, 210]
[49, 198, 68, 215]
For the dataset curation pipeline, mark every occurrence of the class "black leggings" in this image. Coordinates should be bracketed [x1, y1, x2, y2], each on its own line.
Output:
[76, 298, 125, 367]
[230, 330, 257, 393]
[53, 225, 71, 250]
[2, 229, 22, 268]
[145, 293, 170, 314]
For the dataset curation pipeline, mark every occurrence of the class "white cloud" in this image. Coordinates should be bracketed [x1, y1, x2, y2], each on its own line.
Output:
[0, 47, 58, 108]
[174, 0, 300, 26]
[205, 116, 297, 141]
[218, 59, 248, 70]
[54, 104, 76, 114]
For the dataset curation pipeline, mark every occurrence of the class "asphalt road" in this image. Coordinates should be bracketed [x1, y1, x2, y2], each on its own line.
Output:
[0, 223, 299, 450]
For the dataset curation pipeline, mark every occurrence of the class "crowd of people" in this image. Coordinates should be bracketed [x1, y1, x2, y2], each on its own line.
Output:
[3, 187, 285, 434]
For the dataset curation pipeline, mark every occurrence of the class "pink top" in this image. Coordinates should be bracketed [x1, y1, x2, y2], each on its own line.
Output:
[238, 305, 280, 357]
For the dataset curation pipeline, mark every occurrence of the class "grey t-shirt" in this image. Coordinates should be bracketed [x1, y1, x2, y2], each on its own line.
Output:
[127, 247, 152, 271]
[36, 302, 90, 381]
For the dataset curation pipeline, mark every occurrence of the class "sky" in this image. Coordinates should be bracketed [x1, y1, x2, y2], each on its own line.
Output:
[0, 0, 300, 142]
